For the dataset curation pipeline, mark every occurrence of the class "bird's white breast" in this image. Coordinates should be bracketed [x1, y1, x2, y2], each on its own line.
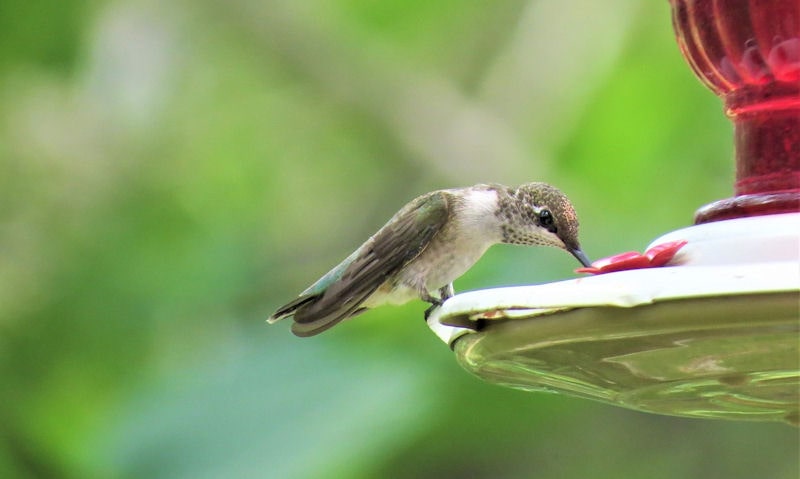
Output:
[376, 188, 502, 305]
[440, 187, 504, 270]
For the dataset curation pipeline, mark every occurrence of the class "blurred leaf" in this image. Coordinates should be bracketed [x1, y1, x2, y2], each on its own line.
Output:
[98, 331, 432, 479]
[0, 0, 89, 74]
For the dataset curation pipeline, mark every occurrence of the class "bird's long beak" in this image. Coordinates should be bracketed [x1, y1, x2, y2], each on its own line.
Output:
[570, 248, 592, 267]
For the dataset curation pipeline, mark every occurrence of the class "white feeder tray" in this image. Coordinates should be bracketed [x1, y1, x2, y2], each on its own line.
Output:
[427, 213, 800, 423]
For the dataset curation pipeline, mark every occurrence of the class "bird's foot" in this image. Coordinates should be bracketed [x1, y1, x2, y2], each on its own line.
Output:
[438, 283, 454, 301]
[423, 303, 440, 321]
[422, 284, 455, 321]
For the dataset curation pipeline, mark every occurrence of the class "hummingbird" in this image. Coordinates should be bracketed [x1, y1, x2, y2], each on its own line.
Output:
[268, 182, 591, 337]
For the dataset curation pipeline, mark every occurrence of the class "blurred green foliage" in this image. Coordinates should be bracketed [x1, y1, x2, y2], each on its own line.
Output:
[0, 0, 796, 478]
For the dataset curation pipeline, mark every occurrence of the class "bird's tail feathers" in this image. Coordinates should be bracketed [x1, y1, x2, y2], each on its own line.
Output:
[290, 305, 368, 337]
[267, 294, 319, 324]
[269, 289, 373, 336]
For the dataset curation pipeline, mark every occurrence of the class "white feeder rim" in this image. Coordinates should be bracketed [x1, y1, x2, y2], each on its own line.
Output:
[427, 213, 800, 345]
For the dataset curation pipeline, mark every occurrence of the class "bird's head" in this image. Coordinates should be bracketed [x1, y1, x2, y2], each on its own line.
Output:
[496, 182, 591, 267]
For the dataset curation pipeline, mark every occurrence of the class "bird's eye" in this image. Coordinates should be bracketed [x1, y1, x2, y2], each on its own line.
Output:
[539, 209, 556, 232]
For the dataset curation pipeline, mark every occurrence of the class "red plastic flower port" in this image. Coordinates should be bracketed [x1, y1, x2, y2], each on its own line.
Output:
[576, 240, 688, 275]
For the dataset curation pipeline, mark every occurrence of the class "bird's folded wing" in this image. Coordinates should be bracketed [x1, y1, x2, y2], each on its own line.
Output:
[293, 191, 451, 331]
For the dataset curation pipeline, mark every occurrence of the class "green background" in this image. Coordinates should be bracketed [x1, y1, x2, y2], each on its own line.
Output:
[1, 0, 796, 478]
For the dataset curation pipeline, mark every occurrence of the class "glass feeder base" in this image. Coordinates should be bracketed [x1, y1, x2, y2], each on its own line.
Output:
[454, 292, 799, 424]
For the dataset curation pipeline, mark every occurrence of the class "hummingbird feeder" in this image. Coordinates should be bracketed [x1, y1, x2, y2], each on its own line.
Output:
[428, 0, 800, 424]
